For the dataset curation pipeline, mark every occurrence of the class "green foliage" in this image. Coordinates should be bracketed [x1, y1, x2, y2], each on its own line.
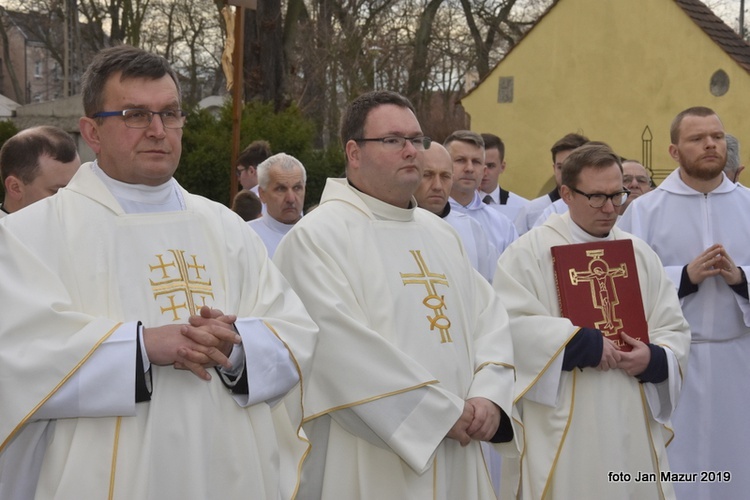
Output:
[177, 108, 232, 204]
[302, 147, 345, 210]
[177, 101, 344, 209]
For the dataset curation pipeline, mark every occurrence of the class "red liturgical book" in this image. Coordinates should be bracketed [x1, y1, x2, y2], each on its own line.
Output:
[551, 239, 649, 352]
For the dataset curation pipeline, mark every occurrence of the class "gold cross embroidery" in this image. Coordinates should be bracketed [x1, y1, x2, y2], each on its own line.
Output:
[150, 249, 214, 321]
[400, 250, 452, 343]
[569, 249, 627, 338]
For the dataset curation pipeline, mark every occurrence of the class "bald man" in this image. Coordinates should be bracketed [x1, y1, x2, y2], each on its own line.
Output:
[0, 126, 81, 217]
[414, 143, 499, 282]
[619, 159, 653, 214]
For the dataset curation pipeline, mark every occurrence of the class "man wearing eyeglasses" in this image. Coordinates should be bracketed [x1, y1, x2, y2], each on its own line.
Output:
[620, 107, 750, 500]
[618, 159, 653, 214]
[0, 45, 316, 499]
[495, 143, 690, 499]
[274, 90, 518, 499]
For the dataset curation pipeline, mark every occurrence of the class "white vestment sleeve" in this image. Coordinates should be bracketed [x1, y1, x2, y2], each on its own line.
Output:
[32, 322, 137, 420]
[330, 385, 464, 474]
[228, 317, 299, 407]
[643, 348, 681, 424]
[522, 353, 564, 407]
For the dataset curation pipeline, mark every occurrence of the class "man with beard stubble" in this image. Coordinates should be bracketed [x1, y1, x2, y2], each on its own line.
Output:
[620, 106, 750, 499]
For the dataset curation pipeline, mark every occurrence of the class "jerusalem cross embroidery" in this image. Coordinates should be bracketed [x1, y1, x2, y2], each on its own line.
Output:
[149, 249, 214, 321]
[400, 249, 452, 343]
[569, 249, 627, 337]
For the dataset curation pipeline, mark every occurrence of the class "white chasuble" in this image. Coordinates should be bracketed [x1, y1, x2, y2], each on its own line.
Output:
[0, 164, 316, 499]
[274, 178, 518, 500]
[495, 213, 690, 500]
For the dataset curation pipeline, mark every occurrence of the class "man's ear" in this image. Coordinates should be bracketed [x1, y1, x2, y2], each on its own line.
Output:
[4, 175, 24, 201]
[668, 144, 679, 163]
[79, 116, 102, 154]
[345, 140, 360, 169]
[560, 184, 573, 205]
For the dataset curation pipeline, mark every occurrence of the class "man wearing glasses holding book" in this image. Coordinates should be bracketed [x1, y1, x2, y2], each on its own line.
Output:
[496, 142, 690, 499]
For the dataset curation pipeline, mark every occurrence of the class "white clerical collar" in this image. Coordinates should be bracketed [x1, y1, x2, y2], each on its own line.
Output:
[261, 212, 296, 234]
[449, 191, 484, 211]
[565, 212, 615, 243]
[92, 161, 185, 214]
[348, 181, 415, 222]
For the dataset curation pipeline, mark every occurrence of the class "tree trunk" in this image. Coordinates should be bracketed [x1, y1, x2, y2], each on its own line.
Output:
[244, 0, 286, 110]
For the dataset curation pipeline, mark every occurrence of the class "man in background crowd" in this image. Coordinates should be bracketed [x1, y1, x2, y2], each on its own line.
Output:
[0, 125, 80, 217]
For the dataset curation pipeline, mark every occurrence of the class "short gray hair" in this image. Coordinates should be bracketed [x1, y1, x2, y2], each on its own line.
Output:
[725, 133, 741, 174]
[257, 153, 307, 189]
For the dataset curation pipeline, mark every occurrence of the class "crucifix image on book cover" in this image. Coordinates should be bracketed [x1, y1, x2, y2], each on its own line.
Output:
[551, 239, 649, 352]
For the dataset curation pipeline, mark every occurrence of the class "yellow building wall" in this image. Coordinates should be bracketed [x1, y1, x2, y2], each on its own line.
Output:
[462, 0, 750, 198]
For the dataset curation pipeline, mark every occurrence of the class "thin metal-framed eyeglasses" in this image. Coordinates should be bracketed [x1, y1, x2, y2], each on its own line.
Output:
[91, 108, 187, 129]
[353, 136, 432, 151]
[570, 187, 630, 208]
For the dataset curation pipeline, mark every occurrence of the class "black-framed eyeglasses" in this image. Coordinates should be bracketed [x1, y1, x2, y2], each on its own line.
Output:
[571, 187, 630, 208]
[353, 136, 432, 151]
[91, 108, 187, 129]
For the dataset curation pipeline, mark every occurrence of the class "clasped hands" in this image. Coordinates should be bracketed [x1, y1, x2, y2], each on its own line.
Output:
[597, 333, 649, 376]
[447, 397, 501, 447]
[143, 305, 241, 381]
[686, 243, 743, 286]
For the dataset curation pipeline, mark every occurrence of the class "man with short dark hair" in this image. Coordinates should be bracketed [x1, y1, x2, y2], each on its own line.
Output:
[446, 130, 517, 254]
[620, 106, 750, 499]
[275, 90, 518, 499]
[515, 133, 588, 234]
[479, 133, 529, 222]
[236, 139, 272, 193]
[0, 126, 80, 217]
[0, 45, 316, 499]
[497, 142, 690, 499]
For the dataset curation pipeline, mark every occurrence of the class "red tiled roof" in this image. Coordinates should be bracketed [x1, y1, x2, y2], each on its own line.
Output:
[675, 0, 750, 73]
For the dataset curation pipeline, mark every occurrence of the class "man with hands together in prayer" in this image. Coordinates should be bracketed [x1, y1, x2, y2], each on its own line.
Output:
[0, 46, 316, 500]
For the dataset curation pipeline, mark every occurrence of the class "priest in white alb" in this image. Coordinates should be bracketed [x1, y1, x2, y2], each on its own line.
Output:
[275, 90, 519, 500]
[496, 143, 690, 500]
[248, 152, 306, 258]
[619, 106, 750, 500]
[0, 46, 316, 500]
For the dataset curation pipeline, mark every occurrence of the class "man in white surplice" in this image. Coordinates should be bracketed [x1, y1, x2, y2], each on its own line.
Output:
[248, 152, 306, 258]
[620, 106, 750, 500]
[274, 90, 518, 500]
[0, 46, 317, 500]
[413, 142, 500, 283]
[478, 132, 529, 223]
[497, 143, 690, 500]
[445, 130, 518, 255]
